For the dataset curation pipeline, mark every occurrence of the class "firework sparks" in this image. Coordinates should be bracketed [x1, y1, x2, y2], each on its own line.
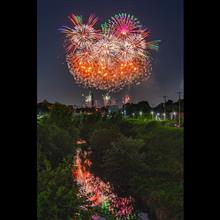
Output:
[59, 14, 101, 52]
[72, 149, 135, 218]
[122, 95, 131, 104]
[60, 13, 160, 92]
[102, 94, 111, 107]
[108, 13, 144, 38]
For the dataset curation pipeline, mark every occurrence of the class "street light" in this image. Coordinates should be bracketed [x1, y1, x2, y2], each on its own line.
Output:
[163, 112, 166, 120]
[139, 111, 143, 116]
[132, 113, 135, 117]
[156, 112, 160, 120]
[151, 111, 154, 120]
[173, 112, 176, 120]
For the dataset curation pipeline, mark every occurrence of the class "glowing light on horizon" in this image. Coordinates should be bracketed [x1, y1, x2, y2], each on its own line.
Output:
[122, 95, 131, 104]
[103, 94, 111, 107]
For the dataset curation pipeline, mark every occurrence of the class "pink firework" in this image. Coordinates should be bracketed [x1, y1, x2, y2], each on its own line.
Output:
[108, 13, 147, 38]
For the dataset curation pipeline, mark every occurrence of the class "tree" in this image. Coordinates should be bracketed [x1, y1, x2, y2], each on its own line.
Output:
[117, 120, 138, 138]
[101, 136, 145, 197]
[38, 159, 88, 220]
[37, 100, 49, 114]
[79, 113, 102, 140]
[136, 101, 151, 113]
[37, 102, 183, 220]
[123, 103, 136, 115]
[46, 103, 80, 139]
[38, 122, 75, 168]
[89, 128, 123, 176]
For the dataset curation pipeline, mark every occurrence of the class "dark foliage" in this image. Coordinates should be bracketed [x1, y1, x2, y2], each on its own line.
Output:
[37, 103, 183, 220]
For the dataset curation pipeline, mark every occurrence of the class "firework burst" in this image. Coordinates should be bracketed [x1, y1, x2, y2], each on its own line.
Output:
[60, 13, 160, 92]
[59, 14, 100, 52]
[108, 13, 144, 38]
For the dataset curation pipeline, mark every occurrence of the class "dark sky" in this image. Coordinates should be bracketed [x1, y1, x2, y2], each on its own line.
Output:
[37, 0, 183, 106]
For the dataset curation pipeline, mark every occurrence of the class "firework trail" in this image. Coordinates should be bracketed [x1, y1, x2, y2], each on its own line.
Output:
[72, 149, 135, 219]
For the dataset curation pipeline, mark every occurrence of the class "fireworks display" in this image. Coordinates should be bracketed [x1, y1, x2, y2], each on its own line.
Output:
[82, 91, 94, 107]
[102, 94, 111, 107]
[122, 95, 131, 104]
[60, 13, 160, 92]
[73, 149, 135, 219]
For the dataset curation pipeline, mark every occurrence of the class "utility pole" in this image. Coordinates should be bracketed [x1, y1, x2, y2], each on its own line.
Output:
[163, 96, 167, 120]
[170, 100, 174, 120]
[178, 91, 181, 126]
[91, 92, 94, 108]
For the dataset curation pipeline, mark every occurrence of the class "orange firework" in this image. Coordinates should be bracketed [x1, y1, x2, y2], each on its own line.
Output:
[60, 13, 160, 92]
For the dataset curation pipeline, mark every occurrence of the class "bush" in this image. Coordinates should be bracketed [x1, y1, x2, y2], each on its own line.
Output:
[101, 136, 145, 197]
[37, 159, 84, 220]
[38, 104, 183, 220]
[38, 123, 75, 168]
[89, 128, 123, 176]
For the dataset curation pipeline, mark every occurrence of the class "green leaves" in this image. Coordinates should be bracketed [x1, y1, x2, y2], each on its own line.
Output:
[89, 120, 183, 220]
[101, 137, 145, 197]
[37, 105, 86, 220]
[37, 159, 86, 220]
[38, 103, 183, 220]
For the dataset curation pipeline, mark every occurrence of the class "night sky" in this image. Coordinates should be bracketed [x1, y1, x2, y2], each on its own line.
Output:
[37, 0, 183, 107]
